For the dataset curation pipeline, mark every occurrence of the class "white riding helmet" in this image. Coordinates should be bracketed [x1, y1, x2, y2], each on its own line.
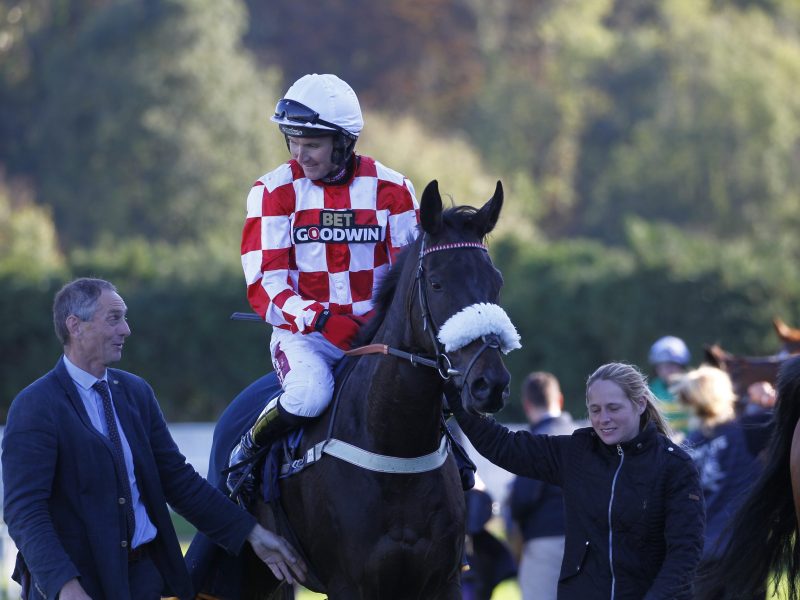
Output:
[270, 74, 363, 140]
[648, 336, 691, 366]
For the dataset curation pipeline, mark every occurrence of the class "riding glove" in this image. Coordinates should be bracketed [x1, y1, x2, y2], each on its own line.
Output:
[314, 309, 362, 351]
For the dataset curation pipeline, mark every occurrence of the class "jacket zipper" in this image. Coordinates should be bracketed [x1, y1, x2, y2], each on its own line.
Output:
[608, 443, 624, 600]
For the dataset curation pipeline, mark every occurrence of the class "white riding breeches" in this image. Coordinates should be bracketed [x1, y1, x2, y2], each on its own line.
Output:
[269, 328, 345, 418]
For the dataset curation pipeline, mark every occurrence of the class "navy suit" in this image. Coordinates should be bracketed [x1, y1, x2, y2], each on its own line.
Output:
[2, 358, 256, 600]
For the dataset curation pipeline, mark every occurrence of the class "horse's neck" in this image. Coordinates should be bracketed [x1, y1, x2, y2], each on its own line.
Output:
[344, 317, 445, 456]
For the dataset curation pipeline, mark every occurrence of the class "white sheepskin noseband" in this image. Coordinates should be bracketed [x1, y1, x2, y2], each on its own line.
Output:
[437, 303, 521, 354]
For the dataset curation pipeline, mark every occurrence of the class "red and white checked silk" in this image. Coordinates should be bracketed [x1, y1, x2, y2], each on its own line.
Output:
[241, 155, 419, 333]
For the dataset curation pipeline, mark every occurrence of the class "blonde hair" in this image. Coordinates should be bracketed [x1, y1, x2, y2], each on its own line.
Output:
[670, 365, 736, 429]
[586, 362, 675, 439]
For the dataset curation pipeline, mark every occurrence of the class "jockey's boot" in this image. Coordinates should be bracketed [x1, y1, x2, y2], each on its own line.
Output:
[226, 397, 310, 505]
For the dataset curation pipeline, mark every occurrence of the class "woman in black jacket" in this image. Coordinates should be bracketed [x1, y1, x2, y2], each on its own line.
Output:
[451, 362, 705, 600]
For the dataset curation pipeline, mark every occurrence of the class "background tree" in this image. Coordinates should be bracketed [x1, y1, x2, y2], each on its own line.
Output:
[5, 0, 284, 247]
[2, 0, 800, 421]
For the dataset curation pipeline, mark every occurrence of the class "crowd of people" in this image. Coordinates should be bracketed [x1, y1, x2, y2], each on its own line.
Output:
[2, 69, 796, 599]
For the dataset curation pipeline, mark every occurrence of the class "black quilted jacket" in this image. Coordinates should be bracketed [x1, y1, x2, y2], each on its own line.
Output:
[453, 409, 705, 600]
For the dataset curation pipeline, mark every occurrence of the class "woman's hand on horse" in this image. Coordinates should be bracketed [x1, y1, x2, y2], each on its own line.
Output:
[247, 524, 308, 584]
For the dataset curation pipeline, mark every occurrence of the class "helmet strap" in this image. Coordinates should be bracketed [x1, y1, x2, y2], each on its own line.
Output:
[330, 134, 356, 171]
[323, 154, 356, 185]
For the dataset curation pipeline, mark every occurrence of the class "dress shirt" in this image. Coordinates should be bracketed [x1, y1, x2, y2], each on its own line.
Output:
[63, 355, 157, 547]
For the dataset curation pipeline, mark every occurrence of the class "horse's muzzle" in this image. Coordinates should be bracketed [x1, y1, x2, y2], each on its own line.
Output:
[468, 373, 510, 413]
[454, 336, 511, 414]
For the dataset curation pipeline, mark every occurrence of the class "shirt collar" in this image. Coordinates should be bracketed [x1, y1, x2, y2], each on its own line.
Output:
[63, 354, 108, 390]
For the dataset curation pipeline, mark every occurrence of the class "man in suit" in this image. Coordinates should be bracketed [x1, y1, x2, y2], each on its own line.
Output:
[2, 278, 306, 599]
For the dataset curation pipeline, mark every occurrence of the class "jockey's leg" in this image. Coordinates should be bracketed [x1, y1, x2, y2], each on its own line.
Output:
[226, 329, 342, 504]
[269, 328, 342, 419]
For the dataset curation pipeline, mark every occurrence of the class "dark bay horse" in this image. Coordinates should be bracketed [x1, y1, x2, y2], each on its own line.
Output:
[694, 355, 800, 600]
[774, 317, 800, 354]
[703, 318, 800, 401]
[231, 180, 515, 599]
[703, 343, 786, 400]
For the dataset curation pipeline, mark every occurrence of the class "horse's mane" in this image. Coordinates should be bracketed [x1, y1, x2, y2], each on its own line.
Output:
[353, 205, 486, 347]
[695, 355, 800, 599]
[353, 237, 416, 347]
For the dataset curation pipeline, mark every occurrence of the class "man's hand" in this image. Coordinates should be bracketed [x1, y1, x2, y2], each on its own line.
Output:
[60, 578, 92, 599]
[247, 524, 308, 584]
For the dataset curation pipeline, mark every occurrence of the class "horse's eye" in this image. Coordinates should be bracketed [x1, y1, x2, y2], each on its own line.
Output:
[430, 280, 443, 292]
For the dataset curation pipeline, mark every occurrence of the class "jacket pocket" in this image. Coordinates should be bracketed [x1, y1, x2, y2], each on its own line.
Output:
[559, 539, 590, 581]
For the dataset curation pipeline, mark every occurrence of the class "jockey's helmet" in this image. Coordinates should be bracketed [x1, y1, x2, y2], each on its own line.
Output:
[271, 74, 363, 171]
[648, 336, 691, 366]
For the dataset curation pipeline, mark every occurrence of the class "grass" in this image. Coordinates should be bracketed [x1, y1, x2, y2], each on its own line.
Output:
[295, 580, 521, 599]
[174, 512, 791, 600]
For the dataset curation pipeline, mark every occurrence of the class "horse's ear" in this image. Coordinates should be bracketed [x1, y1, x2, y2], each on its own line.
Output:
[703, 343, 728, 367]
[420, 180, 443, 235]
[473, 181, 503, 236]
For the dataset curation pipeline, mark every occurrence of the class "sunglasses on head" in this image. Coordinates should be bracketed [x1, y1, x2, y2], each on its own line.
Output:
[274, 98, 344, 134]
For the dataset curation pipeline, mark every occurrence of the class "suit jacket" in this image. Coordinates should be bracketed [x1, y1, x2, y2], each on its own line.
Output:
[2, 357, 256, 600]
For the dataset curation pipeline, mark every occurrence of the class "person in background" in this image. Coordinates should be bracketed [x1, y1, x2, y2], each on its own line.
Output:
[648, 335, 693, 438]
[745, 380, 776, 413]
[670, 365, 766, 592]
[462, 476, 517, 600]
[449, 362, 705, 599]
[1, 278, 306, 600]
[507, 372, 574, 600]
[226, 73, 419, 503]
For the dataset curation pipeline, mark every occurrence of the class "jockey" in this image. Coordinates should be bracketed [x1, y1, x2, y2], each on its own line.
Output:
[227, 74, 420, 502]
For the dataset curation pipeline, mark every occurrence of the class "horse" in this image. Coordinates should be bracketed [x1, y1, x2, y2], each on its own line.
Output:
[774, 317, 800, 354]
[703, 318, 800, 404]
[190, 180, 517, 600]
[694, 355, 800, 600]
[703, 343, 787, 402]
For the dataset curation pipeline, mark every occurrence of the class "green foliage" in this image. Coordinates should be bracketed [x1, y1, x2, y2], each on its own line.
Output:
[2, 0, 800, 424]
[0, 173, 65, 281]
[491, 231, 800, 421]
[577, 0, 800, 241]
[0, 277, 64, 422]
[0, 272, 270, 422]
[18, 0, 284, 246]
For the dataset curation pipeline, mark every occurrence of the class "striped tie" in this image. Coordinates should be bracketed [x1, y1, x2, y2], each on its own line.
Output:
[93, 380, 135, 540]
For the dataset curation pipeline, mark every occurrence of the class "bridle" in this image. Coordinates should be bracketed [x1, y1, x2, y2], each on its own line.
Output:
[413, 236, 502, 381]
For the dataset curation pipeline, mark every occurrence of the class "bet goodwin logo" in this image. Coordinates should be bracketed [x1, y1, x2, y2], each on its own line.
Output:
[293, 210, 383, 244]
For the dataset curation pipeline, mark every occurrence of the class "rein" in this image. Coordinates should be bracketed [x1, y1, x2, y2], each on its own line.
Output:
[344, 343, 457, 377]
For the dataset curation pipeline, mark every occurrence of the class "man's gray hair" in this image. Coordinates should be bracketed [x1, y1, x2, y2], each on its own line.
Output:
[53, 278, 117, 345]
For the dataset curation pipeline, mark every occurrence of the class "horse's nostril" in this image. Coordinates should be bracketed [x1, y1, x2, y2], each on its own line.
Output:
[502, 386, 510, 400]
[471, 377, 490, 397]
